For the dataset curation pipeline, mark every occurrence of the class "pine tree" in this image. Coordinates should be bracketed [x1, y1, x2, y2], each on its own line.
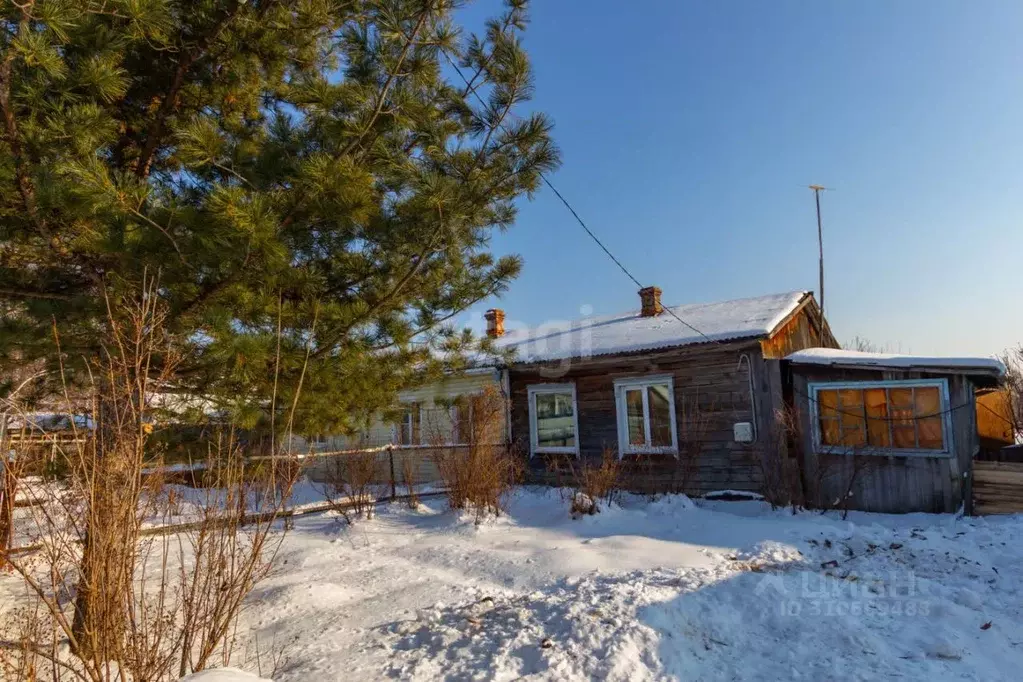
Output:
[0, 0, 557, 663]
[0, 0, 558, 434]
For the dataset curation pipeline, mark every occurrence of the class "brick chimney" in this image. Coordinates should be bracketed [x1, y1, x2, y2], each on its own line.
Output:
[639, 286, 663, 317]
[484, 308, 506, 338]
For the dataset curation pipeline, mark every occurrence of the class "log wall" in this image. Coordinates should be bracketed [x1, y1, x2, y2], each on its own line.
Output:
[509, 340, 774, 495]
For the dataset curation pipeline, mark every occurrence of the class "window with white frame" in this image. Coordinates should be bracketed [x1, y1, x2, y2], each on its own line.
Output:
[809, 379, 951, 454]
[528, 384, 579, 455]
[614, 375, 678, 456]
[396, 402, 420, 446]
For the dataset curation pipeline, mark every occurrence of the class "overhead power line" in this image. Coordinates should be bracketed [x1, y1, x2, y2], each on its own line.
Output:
[441, 52, 719, 344]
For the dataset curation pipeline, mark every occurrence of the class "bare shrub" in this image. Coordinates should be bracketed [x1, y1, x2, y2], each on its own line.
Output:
[0, 422, 301, 682]
[568, 448, 620, 515]
[400, 453, 420, 509]
[319, 450, 380, 523]
[814, 450, 877, 520]
[0, 280, 303, 680]
[670, 393, 713, 494]
[0, 437, 30, 567]
[752, 405, 805, 510]
[1000, 346, 1023, 442]
[434, 385, 519, 524]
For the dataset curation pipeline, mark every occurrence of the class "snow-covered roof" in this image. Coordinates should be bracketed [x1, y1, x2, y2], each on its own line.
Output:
[786, 348, 1006, 377]
[494, 291, 810, 364]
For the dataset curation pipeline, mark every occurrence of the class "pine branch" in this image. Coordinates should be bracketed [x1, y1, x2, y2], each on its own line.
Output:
[134, 0, 253, 178]
[310, 242, 442, 360]
[0, 0, 51, 244]
[0, 287, 74, 301]
[279, 5, 433, 232]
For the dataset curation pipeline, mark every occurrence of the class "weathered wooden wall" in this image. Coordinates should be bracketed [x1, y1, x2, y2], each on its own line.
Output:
[760, 300, 839, 359]
[509, 340, 773, 495]
[973, 460, 1023, 514]
[789, 365, 978, 514]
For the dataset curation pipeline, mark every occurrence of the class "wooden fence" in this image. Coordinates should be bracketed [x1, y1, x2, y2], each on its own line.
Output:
[972, 460, 1023, 515]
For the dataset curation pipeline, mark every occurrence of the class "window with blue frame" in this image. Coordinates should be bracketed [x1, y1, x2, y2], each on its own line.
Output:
[810, 380, 950, 453]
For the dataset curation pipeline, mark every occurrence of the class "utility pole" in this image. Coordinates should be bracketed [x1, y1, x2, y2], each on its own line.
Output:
[808, 185, 828, 333]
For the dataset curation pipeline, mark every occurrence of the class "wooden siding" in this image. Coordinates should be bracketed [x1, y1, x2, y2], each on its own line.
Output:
[509, 341, 772, 495]
[973, 460, 1023, 514]
[790, 365, 979, 514]
[760, 300, 839, 359]
[290, 370, 503, 452]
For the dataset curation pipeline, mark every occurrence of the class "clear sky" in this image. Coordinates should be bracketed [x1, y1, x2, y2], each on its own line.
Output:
[457, 0, 1023, 357]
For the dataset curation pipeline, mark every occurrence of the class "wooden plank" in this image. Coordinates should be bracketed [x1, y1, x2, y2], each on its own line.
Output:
[975, 505, 1023, 516]
[974, 461, 1023, 474]
[973, 471, 1023, 487]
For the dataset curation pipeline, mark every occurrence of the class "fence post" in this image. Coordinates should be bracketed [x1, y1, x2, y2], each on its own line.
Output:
[388, 445, 397, 499]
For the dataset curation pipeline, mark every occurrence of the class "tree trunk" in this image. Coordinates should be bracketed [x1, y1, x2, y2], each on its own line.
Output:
[71, 394, 142, 662]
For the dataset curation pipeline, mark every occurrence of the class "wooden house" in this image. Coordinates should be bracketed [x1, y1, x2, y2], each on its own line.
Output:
[297, 366, 507, 487]
[784, 349, 1005, 513]
[304, 286, 1006, 515]
[488, 288, 838, 495]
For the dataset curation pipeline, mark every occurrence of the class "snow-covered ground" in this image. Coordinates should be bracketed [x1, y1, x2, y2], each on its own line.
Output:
[233, 487, 1023, 681]
[4, 483, 1021, 680]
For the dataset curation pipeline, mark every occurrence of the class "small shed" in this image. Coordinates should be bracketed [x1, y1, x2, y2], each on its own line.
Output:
[785, 348, 1005, 514]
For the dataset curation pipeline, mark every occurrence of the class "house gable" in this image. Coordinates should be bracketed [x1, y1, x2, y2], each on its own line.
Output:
[760, 295, 838, 359]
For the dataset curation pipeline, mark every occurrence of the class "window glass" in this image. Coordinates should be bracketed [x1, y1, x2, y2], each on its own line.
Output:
[617, 379, 677, 452]
[864, 388, 891, 447]
[647, 384, 673, 447]
[625, 388, 645, 446]
[917, 417, 944, 449]
[398, 403, 419, 445]
[534, 391, 576, 448]
[914, 387, 941, 417]
[820, 416, 841, 446]
[451, 402, 469, 445]
[818, 389, 839, 417]
[838, 389, 866, 447]
[815, 383, 947, 453]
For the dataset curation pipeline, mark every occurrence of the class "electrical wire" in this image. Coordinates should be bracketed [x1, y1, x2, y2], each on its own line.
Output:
[792, 385, 972, 422]
[440, 51, 721, 344]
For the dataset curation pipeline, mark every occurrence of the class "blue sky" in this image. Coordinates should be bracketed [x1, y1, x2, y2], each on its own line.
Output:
[458, 0, 1023, 357]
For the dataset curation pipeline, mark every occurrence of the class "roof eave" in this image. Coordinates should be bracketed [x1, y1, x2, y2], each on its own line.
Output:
[787, 359, 1005, 387]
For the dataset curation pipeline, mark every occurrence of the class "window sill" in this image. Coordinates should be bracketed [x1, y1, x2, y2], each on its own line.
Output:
[621, 449, 679, 459]
[532, 448, 578, 458]
[816, 446, 952, 458]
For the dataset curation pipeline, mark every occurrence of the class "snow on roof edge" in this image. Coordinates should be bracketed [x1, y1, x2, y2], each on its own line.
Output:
[786, 348, 1006, 376]
[496, 290, 810, 365]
